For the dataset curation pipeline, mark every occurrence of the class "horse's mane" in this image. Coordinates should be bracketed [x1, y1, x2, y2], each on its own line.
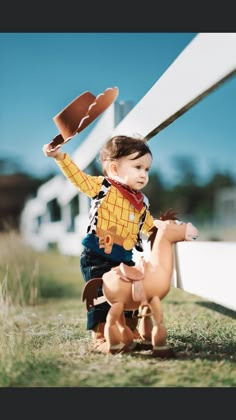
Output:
[148, 208, 179, 249]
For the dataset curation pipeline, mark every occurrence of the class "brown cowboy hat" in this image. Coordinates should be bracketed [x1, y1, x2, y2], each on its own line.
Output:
[48, 86, 119, 151]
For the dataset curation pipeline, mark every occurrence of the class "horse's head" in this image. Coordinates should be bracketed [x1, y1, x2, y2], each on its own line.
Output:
[154, 219, 199, 242]
[148, 208, 199, 247]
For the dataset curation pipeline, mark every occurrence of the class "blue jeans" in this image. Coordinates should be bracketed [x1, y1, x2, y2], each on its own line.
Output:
[80, 247, 137, 330]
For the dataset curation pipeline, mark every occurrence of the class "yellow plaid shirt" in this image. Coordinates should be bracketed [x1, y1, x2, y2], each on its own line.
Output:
[56, 153, 154, 248]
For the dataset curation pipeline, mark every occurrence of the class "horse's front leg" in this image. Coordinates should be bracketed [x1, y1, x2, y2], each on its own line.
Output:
[149, 295, 174, 358]
[104, 302, 130, 354]
[117, 312, 136, 351]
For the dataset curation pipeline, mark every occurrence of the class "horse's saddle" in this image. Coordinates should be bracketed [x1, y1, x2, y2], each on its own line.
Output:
[112, 260, 147, 304]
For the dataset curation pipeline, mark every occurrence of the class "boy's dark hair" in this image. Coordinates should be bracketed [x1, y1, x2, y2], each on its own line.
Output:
[99, 135, 152, 175]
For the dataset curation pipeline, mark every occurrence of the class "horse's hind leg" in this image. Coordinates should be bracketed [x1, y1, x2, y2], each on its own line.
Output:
[149, 296, 174, 358]
[104, 302, 131, 353]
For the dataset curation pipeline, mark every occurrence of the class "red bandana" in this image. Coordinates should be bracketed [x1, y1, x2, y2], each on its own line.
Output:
[106, 177, 144, 211]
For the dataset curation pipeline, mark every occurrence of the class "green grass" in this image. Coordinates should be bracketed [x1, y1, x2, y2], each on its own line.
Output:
[0, 233, 235, 387]
[0, 291, 235, 387]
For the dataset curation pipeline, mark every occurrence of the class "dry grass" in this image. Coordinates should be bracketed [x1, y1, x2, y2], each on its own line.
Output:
[0, 231, 39, 306]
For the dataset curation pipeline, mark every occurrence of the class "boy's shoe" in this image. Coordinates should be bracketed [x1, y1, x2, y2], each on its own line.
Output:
[91, 322, 108, 353]
[125, 317, 142, 341]
[93, 337, 108, 353]
[132, 328, 142, 340]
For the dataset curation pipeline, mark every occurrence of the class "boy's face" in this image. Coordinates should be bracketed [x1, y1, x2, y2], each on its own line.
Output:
[110, 152, 152, 191]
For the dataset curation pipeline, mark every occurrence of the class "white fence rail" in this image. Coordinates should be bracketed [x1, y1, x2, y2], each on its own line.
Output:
[174, 241, 236, 312]
[110, 33, 236, 139]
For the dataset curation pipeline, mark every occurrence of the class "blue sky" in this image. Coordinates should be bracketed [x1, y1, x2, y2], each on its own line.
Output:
[0, 32, 235, 186]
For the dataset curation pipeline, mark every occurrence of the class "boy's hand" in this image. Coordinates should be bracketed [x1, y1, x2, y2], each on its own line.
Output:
[42, 143, 64, 160]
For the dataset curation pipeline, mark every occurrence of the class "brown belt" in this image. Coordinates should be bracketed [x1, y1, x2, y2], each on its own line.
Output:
[96, 227, 135, 253]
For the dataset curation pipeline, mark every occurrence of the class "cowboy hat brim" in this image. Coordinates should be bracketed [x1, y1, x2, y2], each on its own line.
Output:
[48, 87, 119, 151]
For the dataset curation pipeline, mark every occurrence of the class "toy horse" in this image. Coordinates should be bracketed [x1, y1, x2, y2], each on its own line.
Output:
[82, 209, 199, 357]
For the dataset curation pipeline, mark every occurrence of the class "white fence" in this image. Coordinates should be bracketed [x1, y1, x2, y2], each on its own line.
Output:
[175, 241, 236, 312]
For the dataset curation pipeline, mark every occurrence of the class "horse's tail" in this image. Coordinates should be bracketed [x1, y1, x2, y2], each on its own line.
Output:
[82, 278, 103, 311]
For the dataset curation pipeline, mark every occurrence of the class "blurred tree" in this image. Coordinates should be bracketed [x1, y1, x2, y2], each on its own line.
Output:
[0, 156, 24, 175]
[145, 156, 236, 224]
[0, 157, 55, 231]
[171, 155, 198, 186]
[197, 172, 236, 221]
[142, 171, 167, 217]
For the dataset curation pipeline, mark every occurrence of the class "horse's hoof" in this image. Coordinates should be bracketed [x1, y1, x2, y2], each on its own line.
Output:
[135, 340, 153, 351]
[152, 346, 175, 359]
[108, 341, 136, 354]
[108, 343, 128, 354]
[124, 342, 137, 352]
